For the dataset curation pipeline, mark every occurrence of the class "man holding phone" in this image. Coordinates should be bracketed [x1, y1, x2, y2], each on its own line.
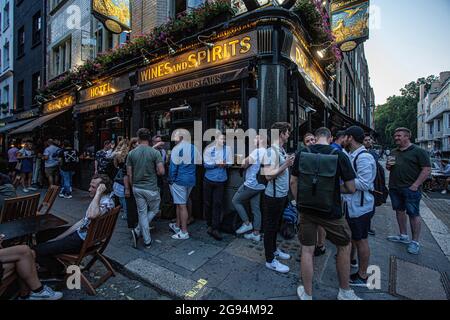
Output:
[34, 174, 115, 277]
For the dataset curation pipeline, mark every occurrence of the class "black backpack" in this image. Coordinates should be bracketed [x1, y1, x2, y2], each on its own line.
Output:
[297, 147, 338, 214]
[353, 151, 389, 207]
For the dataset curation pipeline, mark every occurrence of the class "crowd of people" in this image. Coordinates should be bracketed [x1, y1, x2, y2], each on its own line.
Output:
[0, 123, 434, 300]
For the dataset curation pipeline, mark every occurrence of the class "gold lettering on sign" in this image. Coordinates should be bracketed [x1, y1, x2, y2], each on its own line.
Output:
[138, 32, 256, 85]
[89, 83, 112, 98]
[291, 41, 326, 94]
[44, 95, 74, 114]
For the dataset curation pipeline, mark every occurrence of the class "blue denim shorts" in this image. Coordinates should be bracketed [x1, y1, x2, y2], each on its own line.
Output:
[389, 188, 422, 217]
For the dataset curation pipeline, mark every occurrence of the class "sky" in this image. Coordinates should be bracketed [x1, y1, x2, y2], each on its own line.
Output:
[364, 0, 450, 105]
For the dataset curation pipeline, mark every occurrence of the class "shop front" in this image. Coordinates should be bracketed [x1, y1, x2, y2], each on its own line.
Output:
[131, 14, 331, 218]
[74, 73, 132, 190]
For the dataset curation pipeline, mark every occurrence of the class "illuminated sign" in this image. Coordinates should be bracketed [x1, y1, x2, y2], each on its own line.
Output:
[92, 0, 130, 34]
[290, 37, 327, 95]
[43, 95, 75, 114]
[331, 0, 370, 52]
[79, 74, 130, 103]
[138, 31, 257, 86]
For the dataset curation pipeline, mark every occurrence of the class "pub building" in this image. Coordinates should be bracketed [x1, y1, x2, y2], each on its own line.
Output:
[73, 73, 132, 190]
[36, 8, 334, 217]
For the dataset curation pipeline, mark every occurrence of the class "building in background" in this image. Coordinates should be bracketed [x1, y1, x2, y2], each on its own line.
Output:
[417, 71, 450, 156]
[0, 0, 13, 120]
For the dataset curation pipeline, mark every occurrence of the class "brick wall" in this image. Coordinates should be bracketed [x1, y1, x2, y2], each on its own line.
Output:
[131, 0, 169, 39]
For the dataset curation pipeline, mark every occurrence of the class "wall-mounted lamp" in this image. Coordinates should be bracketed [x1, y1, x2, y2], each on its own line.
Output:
[141, 48, 156, 65]
[165, 38, 180, 56]
[305, 106, 317, 114]
[170, 100, 191, 112]
[198, 31, 216, 50]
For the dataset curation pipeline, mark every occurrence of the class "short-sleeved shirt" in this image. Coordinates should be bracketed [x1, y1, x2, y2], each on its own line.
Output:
[389, 144, 431, 190]
[244, 147, 267, 191]
[95, 149, 110, 174]
[7, 147, 18, 163]
[77, 194, 115, 240]
[126, 145, 163, 191]
[43, 145, 61, 168]
[263, 145, 290, 198]
[292, 144, 356, 218]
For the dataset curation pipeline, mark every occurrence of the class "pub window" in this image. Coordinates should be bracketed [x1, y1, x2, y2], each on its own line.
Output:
[208, 100, 242, 132]
[3, 85, 9, 108]
[3, 2, 9, 31]
[32, 72, 41, 105]
[17, 26, 25, 57]
[2, 40, 8, 70]
[16, 80, 24, 111]
[32, 11, 42, 45]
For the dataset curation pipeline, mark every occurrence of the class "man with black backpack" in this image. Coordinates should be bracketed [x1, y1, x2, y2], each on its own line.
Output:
[342, 126, 376, 287]
[290, 127, 361, 300]
[58, 140, 79, 199]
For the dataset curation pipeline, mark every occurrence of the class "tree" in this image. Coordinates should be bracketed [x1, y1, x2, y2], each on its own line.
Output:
[375, 75, 437, 146]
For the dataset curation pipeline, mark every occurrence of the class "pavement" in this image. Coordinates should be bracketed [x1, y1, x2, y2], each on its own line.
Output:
[27, 184, 450, 301]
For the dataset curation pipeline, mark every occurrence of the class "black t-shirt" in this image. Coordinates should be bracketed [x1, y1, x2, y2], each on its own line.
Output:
[292, 144, 356, 218]
[58, 148, 79, 172]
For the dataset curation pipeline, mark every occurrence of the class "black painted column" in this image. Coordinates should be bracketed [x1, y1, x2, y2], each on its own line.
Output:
[130, 99, 141, 136]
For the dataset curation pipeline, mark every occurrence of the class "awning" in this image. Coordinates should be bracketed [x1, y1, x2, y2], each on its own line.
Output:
[0, 119, 34, 134]
[9, 110, 67, 135]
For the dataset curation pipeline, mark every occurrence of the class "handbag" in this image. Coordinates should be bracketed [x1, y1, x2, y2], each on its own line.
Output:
[15, 161, 22, 171]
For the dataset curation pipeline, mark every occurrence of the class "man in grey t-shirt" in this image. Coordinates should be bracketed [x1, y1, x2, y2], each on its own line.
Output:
[43, 139, 61, 186]
[127, 128, 165, 248]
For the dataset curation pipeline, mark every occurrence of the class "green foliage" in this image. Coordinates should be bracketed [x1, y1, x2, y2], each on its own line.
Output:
[374, 75, 438, 147]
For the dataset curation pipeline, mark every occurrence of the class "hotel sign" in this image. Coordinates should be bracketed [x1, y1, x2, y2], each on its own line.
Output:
[331, 0, 370, 52]
[43, 95, 75, 114]
[290, 37, 327, 95]
[79, 74, 130, 103]
[138, 31, 257, 86]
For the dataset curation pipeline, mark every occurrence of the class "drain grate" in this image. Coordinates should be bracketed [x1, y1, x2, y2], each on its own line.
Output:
[389, 256, 449, 300]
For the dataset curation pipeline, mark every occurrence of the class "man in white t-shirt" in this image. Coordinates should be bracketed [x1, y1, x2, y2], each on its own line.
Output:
[232, 134, 267, 242]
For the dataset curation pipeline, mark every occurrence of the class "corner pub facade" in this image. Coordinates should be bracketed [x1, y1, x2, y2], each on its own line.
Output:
[35, 7, 334, 216]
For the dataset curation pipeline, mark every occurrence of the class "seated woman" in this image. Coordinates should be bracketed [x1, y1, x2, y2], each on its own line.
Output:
[34, 174, 115, 276]
[0, 238, 63, 300]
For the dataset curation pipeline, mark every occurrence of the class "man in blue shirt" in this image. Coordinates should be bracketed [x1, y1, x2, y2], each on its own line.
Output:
[331, 131, 346, 152]
[168, 129, 200, 240]
[203, 134, 233, 240]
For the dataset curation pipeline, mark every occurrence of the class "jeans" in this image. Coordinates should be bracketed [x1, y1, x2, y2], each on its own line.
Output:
[263, 195, 288, 262]
[60, 170, 74, 195]
[232, 184, 263, 231]
[133, 187, 161, 244]
[113, 182, 127, 217]
[389, 187, 422, 217]
[203, 178, 225, 230]
[35, 226, 84, 274]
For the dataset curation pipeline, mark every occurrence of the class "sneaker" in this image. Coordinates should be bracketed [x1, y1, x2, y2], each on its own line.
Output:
[244, 232, 261, 242]
[58, 193, 64, 198]
[351, 259, 359, 269]
[349, 273, 368, 287]
[265, 259, 290, 273]
[172, 231, 190, 240]
[131, 229, 138, 249]
[387, 234, 410, 244]
[441, 190, 447, 195]
[144, 240, 153, 249]
[407, 241, 420, 255]
[274, 248, 291, 260]
[337, 288, 362, 300]
[314, 246, 326, 257]
[236, 223, 253, 235]
[23, 188, 29, 193]
[169, 223, 181, 234]
[368, 229, 376, 236]
[27, 285, 63, 300]
[64, 194, 73, 199]
[297, 285, 312, 300]
[28, 186, 38, 191]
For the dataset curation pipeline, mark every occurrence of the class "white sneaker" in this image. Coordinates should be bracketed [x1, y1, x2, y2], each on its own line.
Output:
[387, 234, 410, 244]
[274, 248, 291, 260]
[27, 285, 63, 300]
[297, 285, 312, 300]
[265, 259, 290, 273]
[337, 288, 362, 300]
[244, 232, 261, 242]
[58, 193, 64, 198]
[236, 223, 253, 235]
[172, 231, 189, 240]
[441, 190, 448, 195]
[28, 187, 37, 191]
[169, 223, 180, 234]
[23, 188, 29, 193]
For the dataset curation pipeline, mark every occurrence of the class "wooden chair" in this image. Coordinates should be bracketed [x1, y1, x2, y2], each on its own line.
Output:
[0, 193, 40, 224]
[37, 186, 60, 215]
[56, 206, 121, 295]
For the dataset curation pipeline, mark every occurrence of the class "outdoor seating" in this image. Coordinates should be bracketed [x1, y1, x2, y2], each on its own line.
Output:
[0, 194, 40, 224]
[55, 206, 121, 295]
[37, 185, 60, 215]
